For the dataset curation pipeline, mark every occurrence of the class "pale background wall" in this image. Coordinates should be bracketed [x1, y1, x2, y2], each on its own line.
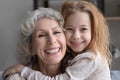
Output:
[0, 0, 120, 71]
[0, 0, 33, 71]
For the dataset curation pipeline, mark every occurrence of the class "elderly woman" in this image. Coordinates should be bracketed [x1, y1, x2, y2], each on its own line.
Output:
[3, 7, 68, 80]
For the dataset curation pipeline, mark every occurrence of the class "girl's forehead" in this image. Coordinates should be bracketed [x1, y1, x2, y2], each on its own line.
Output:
[65, 12, 91, 25]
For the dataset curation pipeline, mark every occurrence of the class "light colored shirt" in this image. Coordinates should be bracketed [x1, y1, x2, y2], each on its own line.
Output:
[6, 51, 111, 80]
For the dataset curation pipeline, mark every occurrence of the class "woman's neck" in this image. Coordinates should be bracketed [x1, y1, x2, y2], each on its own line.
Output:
[38, 61, 61, 77]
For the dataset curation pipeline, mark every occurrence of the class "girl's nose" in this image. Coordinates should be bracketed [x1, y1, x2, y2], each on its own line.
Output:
[73, 30, 81, 40]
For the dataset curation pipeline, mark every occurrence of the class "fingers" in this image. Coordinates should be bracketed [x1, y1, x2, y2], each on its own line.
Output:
[2, 65, 16, 80]
[2, 68, 10, 80]
[2, 64, 25, 80]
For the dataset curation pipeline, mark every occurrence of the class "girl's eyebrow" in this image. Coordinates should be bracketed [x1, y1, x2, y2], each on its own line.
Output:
[64, 24, 73, 27]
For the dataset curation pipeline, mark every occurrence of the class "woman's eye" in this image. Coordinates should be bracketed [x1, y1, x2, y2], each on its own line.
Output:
[54, 31, 61, 34]
[38, 34, 46, 37]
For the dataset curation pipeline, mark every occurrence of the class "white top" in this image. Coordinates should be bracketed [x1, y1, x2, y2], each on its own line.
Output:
[6, 51, 111, 80]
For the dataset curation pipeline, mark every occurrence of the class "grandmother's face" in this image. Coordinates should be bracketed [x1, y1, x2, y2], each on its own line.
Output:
[31, 18, 66, 65]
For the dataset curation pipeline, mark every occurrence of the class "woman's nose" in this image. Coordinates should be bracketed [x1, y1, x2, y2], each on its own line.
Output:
[48, 34, 56, 45]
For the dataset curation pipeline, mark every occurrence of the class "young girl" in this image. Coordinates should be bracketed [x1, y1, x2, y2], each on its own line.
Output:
[3, 1, 112, 80]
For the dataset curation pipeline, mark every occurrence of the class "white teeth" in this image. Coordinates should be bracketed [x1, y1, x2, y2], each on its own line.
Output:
[46, 48, 59, 54]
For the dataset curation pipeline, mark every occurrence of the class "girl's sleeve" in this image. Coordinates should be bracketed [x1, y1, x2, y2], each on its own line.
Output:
[6, 73, 25, 80]
[21, 67, 54, 80]
[21, 52, 99, 80]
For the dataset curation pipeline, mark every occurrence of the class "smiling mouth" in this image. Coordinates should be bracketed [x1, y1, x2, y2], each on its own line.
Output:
[71, 41, 85, 45]
[45, 48, 60, 54]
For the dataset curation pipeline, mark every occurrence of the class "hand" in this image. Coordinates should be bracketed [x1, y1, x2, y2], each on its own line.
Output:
[2, 64, 25, 80]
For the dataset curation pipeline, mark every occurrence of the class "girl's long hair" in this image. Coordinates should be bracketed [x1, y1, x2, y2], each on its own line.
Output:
[61, 0, 112, 64]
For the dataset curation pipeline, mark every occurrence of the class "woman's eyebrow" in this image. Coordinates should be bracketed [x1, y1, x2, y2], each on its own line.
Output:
[35, 29, 45, 32]
[64, 24, 72, 27]
[35, 26, 61, 32]
[52, 26, 61, 29]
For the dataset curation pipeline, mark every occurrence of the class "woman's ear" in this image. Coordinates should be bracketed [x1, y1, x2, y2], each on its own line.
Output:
[29, 43, 36, 55]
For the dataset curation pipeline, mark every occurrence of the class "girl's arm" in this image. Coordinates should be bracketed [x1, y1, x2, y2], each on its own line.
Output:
[6, 52, 110, 80]
[21, 52, 100, 80]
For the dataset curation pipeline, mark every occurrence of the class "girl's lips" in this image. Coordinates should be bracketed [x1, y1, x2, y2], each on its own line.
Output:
[71, 41, 84, 46]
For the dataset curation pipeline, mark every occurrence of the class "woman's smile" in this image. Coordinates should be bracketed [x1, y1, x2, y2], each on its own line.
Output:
[45, 47, 60, 54]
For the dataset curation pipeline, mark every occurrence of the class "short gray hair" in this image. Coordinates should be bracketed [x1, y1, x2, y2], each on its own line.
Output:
[19, 7, 64, 64]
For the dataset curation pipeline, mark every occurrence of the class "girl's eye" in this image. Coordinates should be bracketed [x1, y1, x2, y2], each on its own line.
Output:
[81, 27, 88, 31]
[65, 28, 73, 31]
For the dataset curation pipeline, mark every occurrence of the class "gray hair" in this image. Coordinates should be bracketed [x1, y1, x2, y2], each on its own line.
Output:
[19, 7, 64, 64]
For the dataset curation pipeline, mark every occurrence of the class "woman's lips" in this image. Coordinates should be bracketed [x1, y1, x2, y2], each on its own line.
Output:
[45, 48, 60, 54]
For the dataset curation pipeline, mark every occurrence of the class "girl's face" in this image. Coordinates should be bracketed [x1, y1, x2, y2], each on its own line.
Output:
[31, 18, 66, 65]
[65, 12, 91, 54]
